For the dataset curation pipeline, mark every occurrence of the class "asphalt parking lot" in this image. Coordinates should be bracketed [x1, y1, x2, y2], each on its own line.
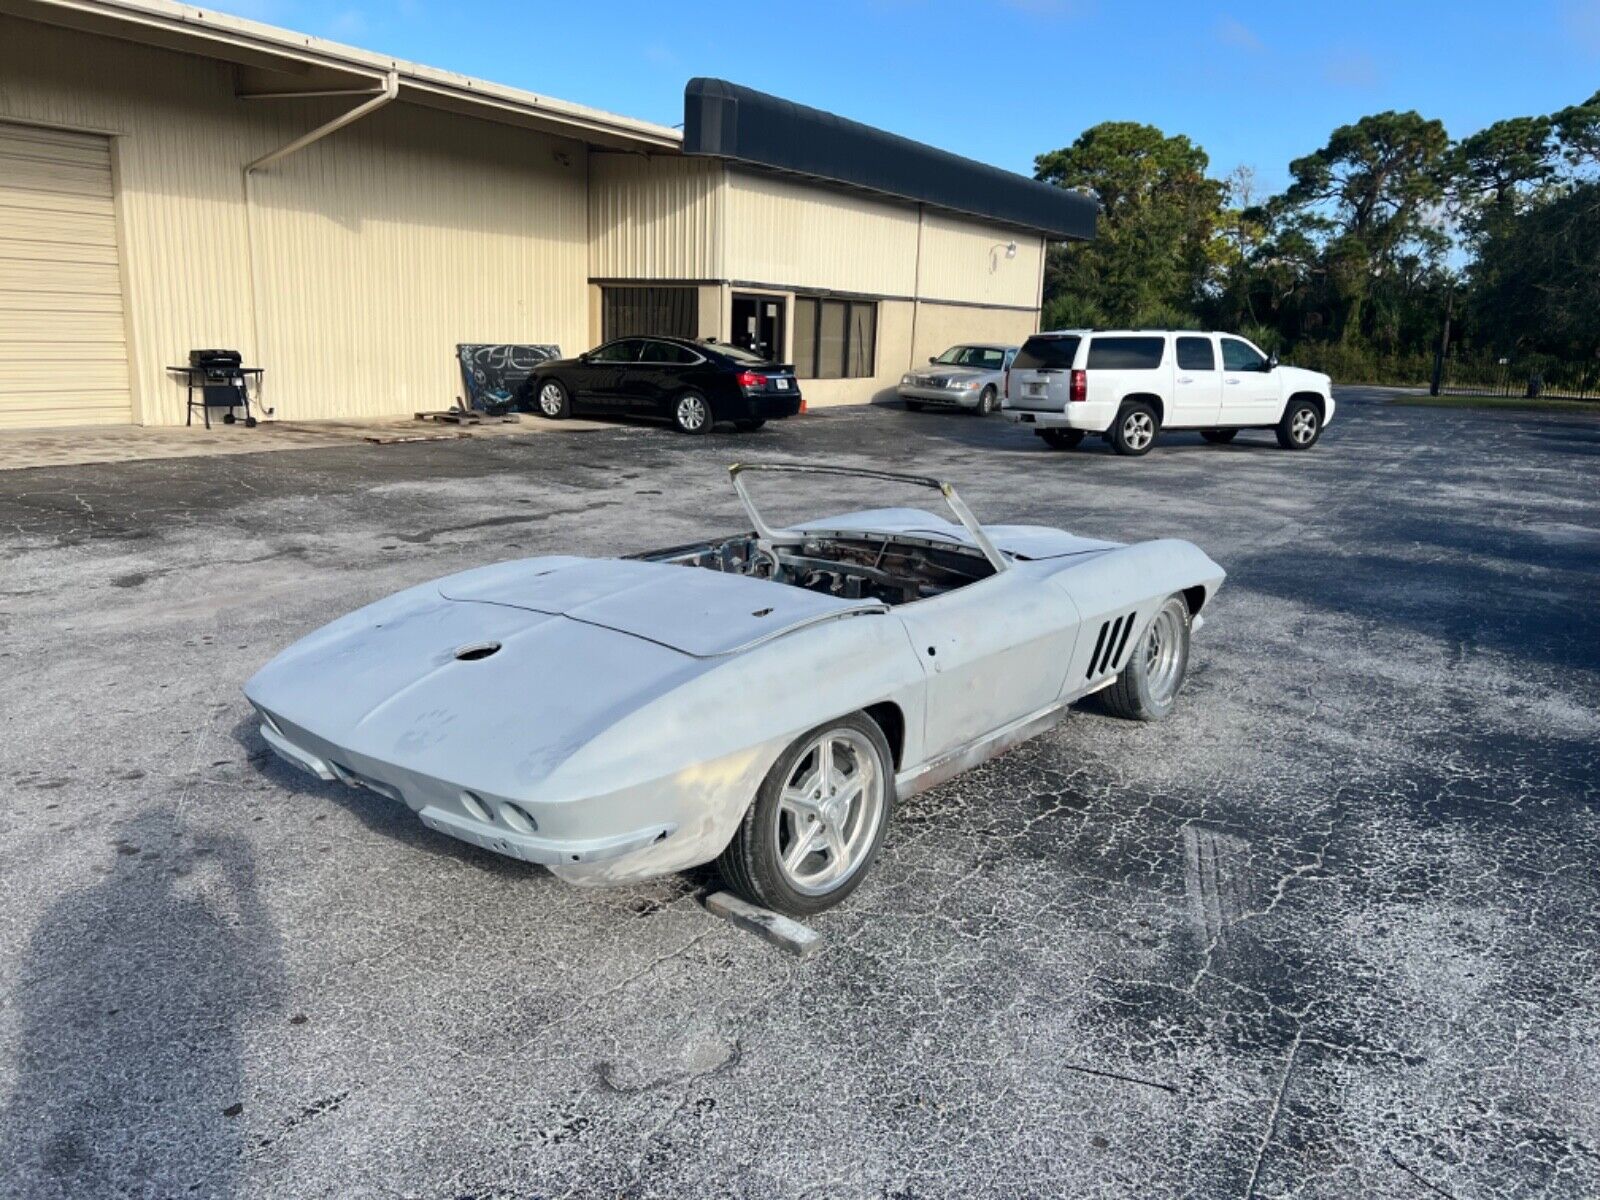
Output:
[1, 388, 1596, 1199]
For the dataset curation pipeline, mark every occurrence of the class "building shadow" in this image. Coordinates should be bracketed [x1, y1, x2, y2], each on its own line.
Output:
[0, 807, 284, 1198]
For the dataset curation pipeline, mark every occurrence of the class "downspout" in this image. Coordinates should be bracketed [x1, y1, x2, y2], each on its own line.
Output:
[241, 71, 399, 416]
[909, 203, 925, 369]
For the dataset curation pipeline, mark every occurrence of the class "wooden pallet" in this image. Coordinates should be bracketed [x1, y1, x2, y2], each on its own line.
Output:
[412, 408, 521, 426]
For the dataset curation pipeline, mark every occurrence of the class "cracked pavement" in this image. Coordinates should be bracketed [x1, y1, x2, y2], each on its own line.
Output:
[0, 388, 1596, 1198]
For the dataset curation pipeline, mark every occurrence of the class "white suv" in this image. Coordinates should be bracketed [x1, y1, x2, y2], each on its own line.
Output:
[1002, 330, 1335, 456]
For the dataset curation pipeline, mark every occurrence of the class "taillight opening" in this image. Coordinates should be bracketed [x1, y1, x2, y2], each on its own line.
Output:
[736, 370, 768, 390]
[1069, 369, 1088, 403]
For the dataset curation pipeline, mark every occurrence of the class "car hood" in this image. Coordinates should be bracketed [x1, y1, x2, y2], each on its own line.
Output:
[915, 364, 989, 380]
[1278, 364, 1330, 389]
[437, 557, 882, 655]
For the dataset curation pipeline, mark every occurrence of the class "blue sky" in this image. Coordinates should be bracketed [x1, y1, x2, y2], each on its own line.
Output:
[228, 0, 1597, 196]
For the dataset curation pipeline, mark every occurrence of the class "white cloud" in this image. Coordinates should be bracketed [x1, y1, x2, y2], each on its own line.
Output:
[1214, 15, 1263, 51]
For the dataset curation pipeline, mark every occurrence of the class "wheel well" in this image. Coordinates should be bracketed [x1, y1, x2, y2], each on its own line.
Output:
[863, 701, 905, 769]
[1182, 585, 1207, 617]
[1289, 391, 1325, 417]
[1120, 393, 1165, 426]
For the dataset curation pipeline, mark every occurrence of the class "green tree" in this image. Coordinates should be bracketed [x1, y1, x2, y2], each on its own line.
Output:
[1447, 115, 1557, 222]
[1034, 122, 1224, 326]
[1468, 182, 1600, 359]
[1553, 90, 1600, 167]
[1283, 111, 1451, 341]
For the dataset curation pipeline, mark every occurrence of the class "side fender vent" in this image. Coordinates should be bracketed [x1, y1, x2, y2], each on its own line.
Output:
[1086, 610, 1139, 678]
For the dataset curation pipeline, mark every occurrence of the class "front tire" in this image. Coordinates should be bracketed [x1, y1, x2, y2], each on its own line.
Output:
[976, 386, 998, 416]
[1039, 428, 1085, 450]
[1110, 402, 1159, 456]
[1099, 594, 1191, 722]
[1277, 399, 1323, 450]
[1201, 429, 1238, 444]
[716, 713, 894, 916]
[672, 390, 711, 435]
[535, 379, 570, 420]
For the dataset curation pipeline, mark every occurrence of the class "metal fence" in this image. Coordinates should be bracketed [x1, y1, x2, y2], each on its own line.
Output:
[1436, 349, 1600, 400]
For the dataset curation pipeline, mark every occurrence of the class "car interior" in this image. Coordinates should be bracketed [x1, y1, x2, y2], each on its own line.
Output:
[638, 533, 996, 606]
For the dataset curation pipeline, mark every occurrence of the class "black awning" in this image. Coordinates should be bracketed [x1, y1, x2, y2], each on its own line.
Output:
[682, 79, 1096, 242]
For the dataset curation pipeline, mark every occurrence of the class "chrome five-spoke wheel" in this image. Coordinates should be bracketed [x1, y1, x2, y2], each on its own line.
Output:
[717, 712, 895, 915]
[537, 381, 568, 419]
[774, 729, 885, 896]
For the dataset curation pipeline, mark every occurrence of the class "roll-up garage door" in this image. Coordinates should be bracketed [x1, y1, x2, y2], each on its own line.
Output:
[0, 123, 132, 428]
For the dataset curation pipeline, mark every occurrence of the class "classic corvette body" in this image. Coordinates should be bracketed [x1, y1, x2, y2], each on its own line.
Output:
[245, 465, 1225, 913]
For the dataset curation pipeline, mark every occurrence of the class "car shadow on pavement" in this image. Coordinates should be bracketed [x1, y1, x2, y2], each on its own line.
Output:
[230, 717, 551, 882]
[0, 806, 284, 1198]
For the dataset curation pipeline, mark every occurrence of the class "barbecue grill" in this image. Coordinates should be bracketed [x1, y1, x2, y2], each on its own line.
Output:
[167, 349, 265, 428]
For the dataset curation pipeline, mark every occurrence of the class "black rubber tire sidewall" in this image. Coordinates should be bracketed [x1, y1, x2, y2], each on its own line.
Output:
[715, 712, 896, 917]
[535, 378, 570, 420]
[1098, 595, 1191, 722]
[1276, 400, 1322, 450]
[673, 390, 711, 435]
[1111, 402, 1158, 456]
[977, 387, 997, 415]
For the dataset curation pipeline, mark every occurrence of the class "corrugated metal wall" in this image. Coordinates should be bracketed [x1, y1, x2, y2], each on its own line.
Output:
[723, 170, 920, 297]
[588, 154, 722, 281]
[917, 214, 1043, 310]
[0, 17, 589, 426]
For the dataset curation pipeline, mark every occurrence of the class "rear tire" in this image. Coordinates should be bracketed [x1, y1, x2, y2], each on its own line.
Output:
[1099, 594, 1191, 722]
[904, 400, 924, 412]
[1110, 402, 1159, 456]
[716, 712, 894, 917]
[535, 379, 570, 420]
[1039, 428, 1085, 450]
[976, 386, 998, 416]
[672, 390, 711, 435]
[1276, 399, 1322, 450]
[1201, 429, 1238, 444]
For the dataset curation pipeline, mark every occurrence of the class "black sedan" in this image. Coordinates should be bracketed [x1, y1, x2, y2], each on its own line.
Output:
[521, 337, 803, 434]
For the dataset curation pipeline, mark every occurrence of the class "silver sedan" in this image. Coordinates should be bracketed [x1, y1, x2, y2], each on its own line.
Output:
[898, 344, 1018, 415]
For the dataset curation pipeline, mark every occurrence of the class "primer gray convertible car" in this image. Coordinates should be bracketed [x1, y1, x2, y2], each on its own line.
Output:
[245, 465, 1224, 914]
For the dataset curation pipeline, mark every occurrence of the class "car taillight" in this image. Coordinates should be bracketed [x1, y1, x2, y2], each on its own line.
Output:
[1070, 368, 1087, 403]
[736, 370, 768, 389]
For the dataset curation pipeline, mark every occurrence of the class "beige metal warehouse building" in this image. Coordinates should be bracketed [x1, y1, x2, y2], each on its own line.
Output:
[0, 0, 1094, 430]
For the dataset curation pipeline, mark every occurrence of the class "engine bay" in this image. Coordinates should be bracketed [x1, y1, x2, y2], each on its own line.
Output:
[640, 533, 996, 606]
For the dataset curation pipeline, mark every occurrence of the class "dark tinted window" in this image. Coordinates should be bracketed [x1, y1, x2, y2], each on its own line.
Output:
[600, 286, 698, 340]
[1221, 337, 1267, 372]
[1013, 336, 1081, 370]
[640, 340, 698, 364]
[592, 339, 643, 363]
[1087, 336, 1166, 369]
[793, 296, 877, 379]
[1176, 336, 1216, 371]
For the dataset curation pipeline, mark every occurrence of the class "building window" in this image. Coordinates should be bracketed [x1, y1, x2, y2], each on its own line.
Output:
[601, 286, 698, 342]
[792, 296, 877, 380]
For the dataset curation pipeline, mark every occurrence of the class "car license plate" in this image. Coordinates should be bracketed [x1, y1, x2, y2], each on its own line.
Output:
[1026, 382, 1045, 397]
[775, 378, 789, 390]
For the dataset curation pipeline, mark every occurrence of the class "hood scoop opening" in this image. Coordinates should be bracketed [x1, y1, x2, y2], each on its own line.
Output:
[454, 641, 502, 662]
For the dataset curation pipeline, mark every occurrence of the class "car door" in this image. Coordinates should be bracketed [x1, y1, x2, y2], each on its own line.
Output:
[583, 339, 645, 408]
[895, 567, 1082, 761]
[629, 340, 698, 414]
[1170, 335, 1223, 427]
[1219, 336, 1281, 425]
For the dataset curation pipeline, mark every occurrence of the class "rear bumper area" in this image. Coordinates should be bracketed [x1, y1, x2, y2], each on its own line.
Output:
[749, 393, 803, 419]
[1003, 408, 1093, 430]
